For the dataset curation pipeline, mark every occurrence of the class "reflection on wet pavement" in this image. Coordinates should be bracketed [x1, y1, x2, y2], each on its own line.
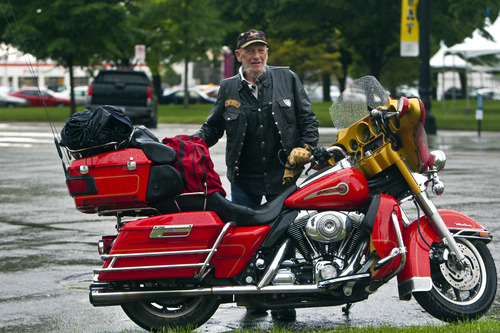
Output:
[0, 123, 498, 332]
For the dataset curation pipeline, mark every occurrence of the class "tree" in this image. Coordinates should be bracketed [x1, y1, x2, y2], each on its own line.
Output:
[1, 0, 128, 114]
[270, 0, 500, 95]
[157, 0, 225, 108]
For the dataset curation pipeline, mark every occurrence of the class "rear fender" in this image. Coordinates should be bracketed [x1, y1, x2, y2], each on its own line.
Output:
[397, 209, 490, 300]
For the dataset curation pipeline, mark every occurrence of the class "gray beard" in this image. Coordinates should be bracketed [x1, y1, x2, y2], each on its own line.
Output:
[243, 62, 267, 82]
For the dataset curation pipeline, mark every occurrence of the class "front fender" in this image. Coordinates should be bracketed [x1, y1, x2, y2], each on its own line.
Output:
[397, 209, 490, 300]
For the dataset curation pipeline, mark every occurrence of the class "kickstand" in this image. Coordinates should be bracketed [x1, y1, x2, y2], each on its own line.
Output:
[342, 303, 353, 317]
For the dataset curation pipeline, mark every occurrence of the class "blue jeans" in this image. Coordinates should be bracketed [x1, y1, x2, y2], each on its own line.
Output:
[231, 183, 278, 208]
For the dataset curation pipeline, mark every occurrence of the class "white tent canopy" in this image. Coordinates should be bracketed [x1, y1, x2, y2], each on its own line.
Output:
[447, 17, 500, 59]
[430, 43, 468, 70]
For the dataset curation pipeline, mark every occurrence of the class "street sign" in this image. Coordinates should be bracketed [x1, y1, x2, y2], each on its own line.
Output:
[135, 44, 146, 63]
[400, 0, 420, 57]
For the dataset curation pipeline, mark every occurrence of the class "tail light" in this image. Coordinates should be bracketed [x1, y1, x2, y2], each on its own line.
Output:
[147, 86, 152, 106]
[87, 83, 93, 97]
[66, 175, 98, 197]
[98, 235, 117, 255]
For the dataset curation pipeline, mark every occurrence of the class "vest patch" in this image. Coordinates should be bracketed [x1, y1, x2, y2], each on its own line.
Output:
[225, 99, 241, 108]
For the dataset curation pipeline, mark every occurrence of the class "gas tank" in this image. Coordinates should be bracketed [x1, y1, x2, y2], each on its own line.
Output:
[285, 167, 369, 210]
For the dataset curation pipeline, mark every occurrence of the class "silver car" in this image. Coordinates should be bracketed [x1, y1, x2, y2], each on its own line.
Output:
[0, 91, 29, 107]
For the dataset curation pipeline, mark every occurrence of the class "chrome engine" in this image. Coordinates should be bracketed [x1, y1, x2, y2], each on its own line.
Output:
[305, 211, 353, 243]
[285, 210, 369, 284]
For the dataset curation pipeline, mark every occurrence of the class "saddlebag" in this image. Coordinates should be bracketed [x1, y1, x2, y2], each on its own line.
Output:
[95, 211, 270, 281]
[65, 148, 183, 214]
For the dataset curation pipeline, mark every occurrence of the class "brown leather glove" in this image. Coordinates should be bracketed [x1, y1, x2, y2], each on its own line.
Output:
[288, 146, 312, 166]
[282, 145, 312, 185]
[282, 162, 303, 185]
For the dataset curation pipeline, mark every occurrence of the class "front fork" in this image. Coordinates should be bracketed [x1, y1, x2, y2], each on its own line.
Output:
[415, 191, 467, 267]
[395, 159, 467, 267]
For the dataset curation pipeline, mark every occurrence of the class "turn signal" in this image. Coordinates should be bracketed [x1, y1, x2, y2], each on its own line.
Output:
[397, 96, 409, 119]
[98, 235, 116, 255]
[432, 180, 445, 196]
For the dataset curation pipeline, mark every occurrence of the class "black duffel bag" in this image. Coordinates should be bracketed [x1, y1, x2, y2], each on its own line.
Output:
[60, 105, 133, 152]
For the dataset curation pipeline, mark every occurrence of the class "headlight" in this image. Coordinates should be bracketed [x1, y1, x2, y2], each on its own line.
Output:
[429, 150, 446, 171]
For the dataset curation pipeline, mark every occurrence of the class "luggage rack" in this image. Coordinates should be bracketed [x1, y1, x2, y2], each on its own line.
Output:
[68, 141, 124, 159]
[95, 221, 235, 280]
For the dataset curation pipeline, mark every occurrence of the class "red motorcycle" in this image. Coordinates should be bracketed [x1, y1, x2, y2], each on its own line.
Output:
[60, 76, 496, 331]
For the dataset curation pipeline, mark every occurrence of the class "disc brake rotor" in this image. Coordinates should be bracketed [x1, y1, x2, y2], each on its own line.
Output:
[439, 242, 480, 290]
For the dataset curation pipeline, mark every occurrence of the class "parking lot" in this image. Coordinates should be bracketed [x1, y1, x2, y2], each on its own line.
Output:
[0, 122, 499, 332]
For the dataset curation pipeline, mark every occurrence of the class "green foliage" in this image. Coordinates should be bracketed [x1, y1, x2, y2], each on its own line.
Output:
[1, 0, 499, 104]
[268, 38, 342, 82]
[3, 99, 500, 133]
[1, 0, 127, 66]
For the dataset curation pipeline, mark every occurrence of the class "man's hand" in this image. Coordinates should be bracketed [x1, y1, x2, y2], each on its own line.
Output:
[282, 162, 302, 185]
[288, 146, 311, 166]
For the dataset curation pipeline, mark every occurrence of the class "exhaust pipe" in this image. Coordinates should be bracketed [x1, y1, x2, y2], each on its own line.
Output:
[90, 273, 370, 306]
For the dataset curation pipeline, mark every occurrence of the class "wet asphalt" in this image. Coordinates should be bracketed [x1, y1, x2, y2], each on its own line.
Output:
[0, 122, 499, 332]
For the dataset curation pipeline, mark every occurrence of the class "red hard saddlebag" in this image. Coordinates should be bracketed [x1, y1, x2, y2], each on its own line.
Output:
[65, 148, 183, 214]
[96, 211, 271, 281]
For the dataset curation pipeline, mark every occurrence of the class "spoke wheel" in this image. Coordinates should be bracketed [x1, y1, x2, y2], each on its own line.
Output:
[121, 295, 219, 331]
[413, 238, 497, 322]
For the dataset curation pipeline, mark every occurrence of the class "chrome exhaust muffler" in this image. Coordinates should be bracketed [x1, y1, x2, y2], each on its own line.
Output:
[90, 273, 370, 306]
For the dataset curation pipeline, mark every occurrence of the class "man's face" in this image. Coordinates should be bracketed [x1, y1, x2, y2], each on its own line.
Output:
[235, 43, 268, 76]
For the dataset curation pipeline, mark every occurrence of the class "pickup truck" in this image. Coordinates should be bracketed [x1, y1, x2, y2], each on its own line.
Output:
[87, 69, 158, 128]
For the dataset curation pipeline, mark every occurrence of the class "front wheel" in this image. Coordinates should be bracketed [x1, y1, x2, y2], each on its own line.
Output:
[121, 295, 219, 331]
[413, 238, 497, 322]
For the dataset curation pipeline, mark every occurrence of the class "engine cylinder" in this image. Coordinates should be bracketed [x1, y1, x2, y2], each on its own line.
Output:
[305, 211, 352, 243]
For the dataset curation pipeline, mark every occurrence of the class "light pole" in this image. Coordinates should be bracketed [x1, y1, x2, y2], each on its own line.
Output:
[419, 0, 437, 134]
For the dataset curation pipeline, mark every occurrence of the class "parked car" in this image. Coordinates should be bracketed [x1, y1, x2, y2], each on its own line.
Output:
[162, 88, 216, 105]
[73, 85, 88, 106]
[305, 85, 341, 102]
[0, 91, 29, 107]
[87, 70, 158, 128]
[47, 84, 68, 94]
[9, 87, 70, 107]
[195, 85, 219, 99]
[444, 87, 464, 99]
[476, 88, 500, 100]
[395, 85, 419, 98]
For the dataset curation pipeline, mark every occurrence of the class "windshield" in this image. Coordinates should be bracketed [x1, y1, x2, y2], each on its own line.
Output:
[329, 76, 390, 129]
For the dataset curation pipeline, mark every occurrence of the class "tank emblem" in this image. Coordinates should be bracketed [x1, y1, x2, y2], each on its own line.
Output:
[304, 182, 349, 201]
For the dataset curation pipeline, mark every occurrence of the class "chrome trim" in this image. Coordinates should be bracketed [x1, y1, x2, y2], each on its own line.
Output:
[149, 224, 193, 239]
[100, 248, 212, 260]
[298, 159, 353, 188]
[373, 211, 407, 276]
[257, 238, 291, 289]
[451, 228, 492, 241]
[90, 284, 324, 305]
[196, 222, 234, 278]
[398, 277, 432, 300]
[126, 161, 136, 171]
[79, 165, 89, 174]
[415, 191, 466, 263]
[90, 273, 371, 306]
[96, 222, 235, 278]
[340, 239, 369, 277]
[318, 273, 370, 288]
[95, 262, 205, 273]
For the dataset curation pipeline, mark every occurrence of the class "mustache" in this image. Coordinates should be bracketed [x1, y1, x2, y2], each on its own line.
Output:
[242, 60, 267, 78]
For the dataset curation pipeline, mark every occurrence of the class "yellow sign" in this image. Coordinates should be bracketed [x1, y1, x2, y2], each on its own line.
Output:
[400, 0, 419, 57]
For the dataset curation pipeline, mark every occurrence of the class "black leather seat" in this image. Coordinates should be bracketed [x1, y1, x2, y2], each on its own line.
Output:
[172, 185, 298, 226]
[128, 126, 177, 164]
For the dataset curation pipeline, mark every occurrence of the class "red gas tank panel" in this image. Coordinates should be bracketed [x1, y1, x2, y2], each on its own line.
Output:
[285, 168, 369, 210]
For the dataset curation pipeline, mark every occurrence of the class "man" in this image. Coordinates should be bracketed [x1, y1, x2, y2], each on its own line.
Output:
[194, 29, 319, 209]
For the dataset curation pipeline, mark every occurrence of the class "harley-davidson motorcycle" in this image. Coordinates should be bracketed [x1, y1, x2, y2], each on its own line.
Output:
[59, 76, 497, 331]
